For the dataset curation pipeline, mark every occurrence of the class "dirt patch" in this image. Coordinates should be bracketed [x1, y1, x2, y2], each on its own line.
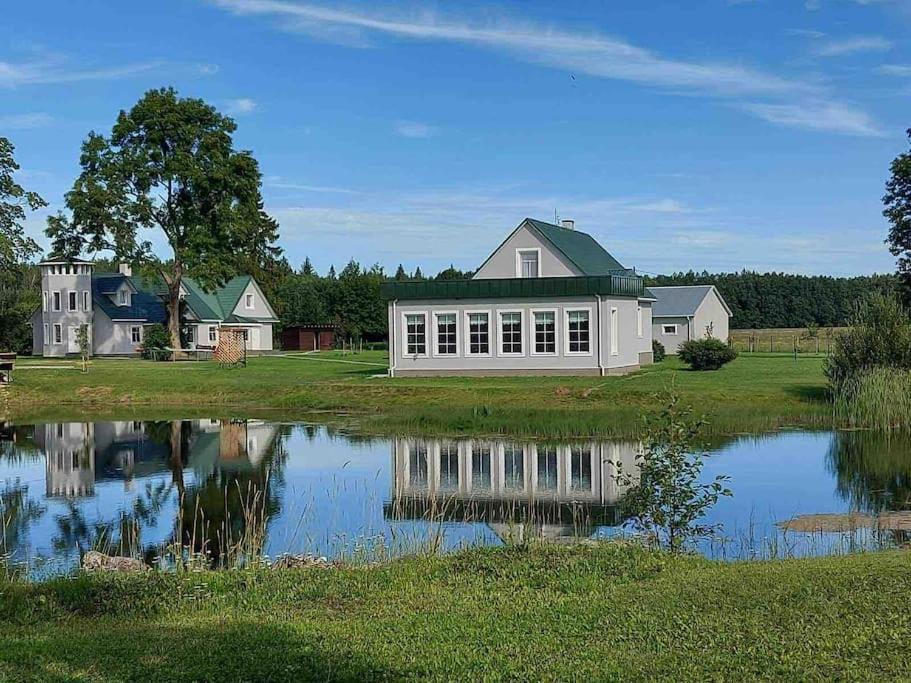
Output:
[778, 512, 911, 533]
[75, 386, 116, 402]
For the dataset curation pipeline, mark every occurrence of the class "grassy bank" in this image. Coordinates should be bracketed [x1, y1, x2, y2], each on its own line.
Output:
[5, 351, 830, 437]
[0, 543, 908, 681]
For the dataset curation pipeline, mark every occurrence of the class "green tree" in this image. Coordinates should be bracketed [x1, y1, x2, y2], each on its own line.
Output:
[0, 137, 44, 271]
[884, 128, 911, 307]
[45, 88, 280, 348]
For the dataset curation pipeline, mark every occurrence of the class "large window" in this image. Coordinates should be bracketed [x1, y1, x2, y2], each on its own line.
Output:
[435, 313, 457, 355]
[537, 446, 558, 492]
[518, 250, 539, 278]
[500, 311, 522, 354]
[533, 311, 556, 354]
[68, 291, 77, 311]
[53, 324, 62, 344]
[53, 291, 61, 311]
[570, 446, 593, 492]
[467, 312, 490, 355]
[566, 310, 591, 354]
[130, 326, 142, 344]
[504, 444, 525, 491]
[405, 314, 427, 355]
[439, 442, 459, 491]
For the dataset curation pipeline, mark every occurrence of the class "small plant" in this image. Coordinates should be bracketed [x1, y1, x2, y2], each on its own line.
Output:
[652, 339, 666, 363]
[677, 338, 737, 370]
[142, 324, 171, 361]
[76, 324, 90, 373]
[613, 392, 732, 552]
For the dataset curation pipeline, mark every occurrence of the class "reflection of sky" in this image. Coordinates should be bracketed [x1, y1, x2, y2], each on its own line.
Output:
[1, 424, 903, 575]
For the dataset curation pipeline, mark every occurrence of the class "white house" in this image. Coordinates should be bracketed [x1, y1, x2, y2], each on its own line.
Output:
[382, 218, 656, 376]
[648, 285, 732, 354]
[31, 260, 278, 357]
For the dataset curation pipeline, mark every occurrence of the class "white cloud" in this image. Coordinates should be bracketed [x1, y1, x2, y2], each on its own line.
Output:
[265, 176, 361, 194]
[225, 97, 258, 114]
[208, 0, 881, 136]
[878, 63, 911, 76]
[740, 100, 885, 136]
[811, 35, 893, 57]
[394, 120, 436, 138]
[0, 112, 54, 129]
[0, 53, 218, 88]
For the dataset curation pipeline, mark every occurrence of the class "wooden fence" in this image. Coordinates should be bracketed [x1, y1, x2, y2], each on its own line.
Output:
[728, 328, 845, 355]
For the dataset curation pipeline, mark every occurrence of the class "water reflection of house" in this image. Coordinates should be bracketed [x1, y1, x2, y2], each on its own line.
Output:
[34, 419, 279, 499]
[385, 438, 640, 540]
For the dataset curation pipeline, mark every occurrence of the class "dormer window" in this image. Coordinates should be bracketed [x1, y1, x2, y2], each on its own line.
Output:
[118, 289, 129, 306]
[517, 249, 539, 278]
[245, 293, 254, 309]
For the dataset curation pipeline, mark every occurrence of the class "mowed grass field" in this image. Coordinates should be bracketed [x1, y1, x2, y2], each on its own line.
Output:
[1, 543, 909, 681]
[5, 351, 831, 437]
[730, 327, 846, 354]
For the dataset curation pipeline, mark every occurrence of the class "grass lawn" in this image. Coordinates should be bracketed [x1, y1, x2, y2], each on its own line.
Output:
[0, 543, 908, 681]
[4, 351, 830, 437]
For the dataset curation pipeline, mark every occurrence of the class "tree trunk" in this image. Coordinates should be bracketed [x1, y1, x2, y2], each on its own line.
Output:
[166, 262, 183, 350]
[169, 420, 186, 500]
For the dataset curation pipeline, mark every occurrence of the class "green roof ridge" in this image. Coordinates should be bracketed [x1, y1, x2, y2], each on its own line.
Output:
[525, 218, 630, 276]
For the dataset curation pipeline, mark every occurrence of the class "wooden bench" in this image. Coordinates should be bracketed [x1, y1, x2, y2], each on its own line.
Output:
[0, 353, 15, 384]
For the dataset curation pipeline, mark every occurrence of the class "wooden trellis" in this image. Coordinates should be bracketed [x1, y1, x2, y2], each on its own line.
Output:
[213, 328, 247, 368]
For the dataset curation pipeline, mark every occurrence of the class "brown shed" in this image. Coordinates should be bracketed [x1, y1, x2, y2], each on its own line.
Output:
[282, 324, 337, 351]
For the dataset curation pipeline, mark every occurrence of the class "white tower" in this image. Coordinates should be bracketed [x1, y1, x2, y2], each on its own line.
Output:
[37, 260, 94, 357]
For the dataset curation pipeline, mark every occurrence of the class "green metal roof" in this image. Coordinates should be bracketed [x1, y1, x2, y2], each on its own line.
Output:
[381, 274, 644, 301]
[525, 219, 631, 275]
[129, 273, 269, 322]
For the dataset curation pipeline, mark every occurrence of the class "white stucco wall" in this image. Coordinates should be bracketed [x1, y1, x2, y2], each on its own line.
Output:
[693, 291, 730, 343]
[472, 223, 582, 279]
[93, 311, 144, 355]
[231, 281, 276, 319]
[652, 316, 691, 354]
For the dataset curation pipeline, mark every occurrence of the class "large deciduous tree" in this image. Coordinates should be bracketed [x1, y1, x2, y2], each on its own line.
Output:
[884, 128, 911, 308]
[46, 88, 280, 348]
[0, 137, 44, 270]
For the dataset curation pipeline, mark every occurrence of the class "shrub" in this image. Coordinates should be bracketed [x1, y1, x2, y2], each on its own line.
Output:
[652, 339, 666, 363]
[677, 338, 737, 371]
[141, 324, 170, 361]
[825, 294, 911, 397]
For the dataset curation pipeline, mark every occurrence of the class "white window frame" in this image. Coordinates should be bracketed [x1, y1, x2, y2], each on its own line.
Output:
[496, 309, 525, 357]
[68, 290, 78, 312]
[564, 306, 594, 357]
[118, 289, 129, 306]
[464, 310, 493, 358]
[515, 248, 541, 278]
[43, 323, 48, 343]
[530, 308, 559, 357]
[53, 291, 61, 312]
[208, 326, 218, 343]
[83, 291, 90, 312]
[637, 305, 643, 338]
[130, 326, 142, 344]
[402, 311, 429, 358]
[245, 293, 255, 309]
[610, 306, 619, 356]
[186, 326, 195, 343]
[42, 291, 48, 312]
[53, 324, 62, 345]
[431, 311, 459, 358]
[662, 324, 678, 336]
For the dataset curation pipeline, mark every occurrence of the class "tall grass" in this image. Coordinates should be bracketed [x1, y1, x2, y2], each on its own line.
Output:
[834, 368, 911, 431]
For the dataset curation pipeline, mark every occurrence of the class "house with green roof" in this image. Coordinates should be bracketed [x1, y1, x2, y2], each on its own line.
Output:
[31, 261, 278, 357]
[381, 217, 657, 377]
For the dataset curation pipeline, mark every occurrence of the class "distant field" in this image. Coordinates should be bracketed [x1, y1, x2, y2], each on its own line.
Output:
[730, 327, 846, 354]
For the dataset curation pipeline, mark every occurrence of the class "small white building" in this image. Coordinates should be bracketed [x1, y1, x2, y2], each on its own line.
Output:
[648, 285, 732, 354]
[382, 218, 656, 376]
[31, 260, 278, 357]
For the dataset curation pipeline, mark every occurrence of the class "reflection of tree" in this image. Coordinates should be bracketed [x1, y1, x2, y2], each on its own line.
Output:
[176, 429, 287, 567]
[828, 431, 911, 514]
[0, 480, 46, 561]
[51, 481, 172, 561]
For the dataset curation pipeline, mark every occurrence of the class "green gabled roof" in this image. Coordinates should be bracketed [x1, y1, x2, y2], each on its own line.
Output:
[214, 275, 254, 318]
[180, 278, 226, 320]
[525, 219, 631, 276]
[130, 273, 269, 323]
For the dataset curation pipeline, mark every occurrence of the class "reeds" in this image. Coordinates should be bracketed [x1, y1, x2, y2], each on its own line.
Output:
[834, 368, 911, 431]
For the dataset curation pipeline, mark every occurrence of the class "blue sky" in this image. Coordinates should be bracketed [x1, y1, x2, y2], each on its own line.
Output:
[3, 0, 910, 277]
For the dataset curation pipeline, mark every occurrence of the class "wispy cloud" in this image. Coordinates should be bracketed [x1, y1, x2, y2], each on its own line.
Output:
[394, 119, 436, 138]
[265, 176, 361, 194]
[0, 53, 217, 88]
[0, 112, 54, 129]
[209, 0, 881, 137]
[741, 100, 885, 136]
[225, 97, 258, 114]
[878, 63, 911, 76]
[811, 34, 893, 57]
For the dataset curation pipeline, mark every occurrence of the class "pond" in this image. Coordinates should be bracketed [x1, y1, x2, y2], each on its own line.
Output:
[0, 418, 909, 576]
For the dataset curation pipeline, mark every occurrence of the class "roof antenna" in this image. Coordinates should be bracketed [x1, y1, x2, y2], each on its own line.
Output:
[554, 208, 558, 224]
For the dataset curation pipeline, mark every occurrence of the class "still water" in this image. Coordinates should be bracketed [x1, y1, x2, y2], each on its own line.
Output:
[0, 419, 908, 576]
